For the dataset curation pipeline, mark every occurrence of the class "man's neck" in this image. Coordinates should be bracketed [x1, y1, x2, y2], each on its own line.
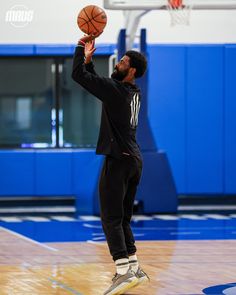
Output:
[122, 77, 135, 84]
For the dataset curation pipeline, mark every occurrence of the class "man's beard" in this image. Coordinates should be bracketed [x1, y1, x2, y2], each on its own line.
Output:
[111, 68, 129, 81]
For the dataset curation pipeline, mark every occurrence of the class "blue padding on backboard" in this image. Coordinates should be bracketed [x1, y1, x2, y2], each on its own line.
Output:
[148, 45, 186, 194]
[186, 46, 224, 193]
[0, 150, 34, 195]
[35, 150, 72, 195]
[0, 45, 34, 55]
[224, 45, 236, 193]
[72, 150, 103, 215]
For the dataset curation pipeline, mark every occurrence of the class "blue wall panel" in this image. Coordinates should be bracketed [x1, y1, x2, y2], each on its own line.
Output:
[224, 45, 236, 193]
[0, 150, 34, 195]
[148, 45, 186, 193]
[137, 151, 178, 213]
[35, 150, 72, 195]
[186, 46, 224, 193]
[72, 151, 103, 215]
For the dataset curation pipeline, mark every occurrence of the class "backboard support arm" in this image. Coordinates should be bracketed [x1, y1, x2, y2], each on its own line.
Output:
[124, 10, 150, 50]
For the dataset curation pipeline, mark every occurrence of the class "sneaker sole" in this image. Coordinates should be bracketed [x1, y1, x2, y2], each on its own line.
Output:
[105, 276, 138, 295]
[117, 277, 139, 294]
[122, 276, 149, 294]
[137, 275, 150, 285]
[106, 277, 138, 295]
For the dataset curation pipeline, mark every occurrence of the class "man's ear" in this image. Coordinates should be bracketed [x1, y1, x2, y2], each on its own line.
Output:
[129, 67, 136, 77]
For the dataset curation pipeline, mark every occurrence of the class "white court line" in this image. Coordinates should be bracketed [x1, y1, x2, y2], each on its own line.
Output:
[179, 205, 236, 210]
[83, 223, 102, 229]
[170, 231, 201, 235]
[48, 278, 83, 295]
[204, 214, 231, 219]
[0, 217, 23, 222]
[24, 217, 50, 222]
[0, 206, 75, 213]
[83, 223, 235, 231]
[179, 214, 208, 220]
[51, 216, 77, 221]
[0, 226, 58, 252]
[153, 215, 179, 220]
[132, 215, 153, 221]
[86, 240, 105, 245]
[79, 216, 100, 221]
[92, 236, 105, 241]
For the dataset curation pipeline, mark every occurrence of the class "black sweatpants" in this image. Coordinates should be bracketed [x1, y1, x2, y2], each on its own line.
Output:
[99, 154, 143, 261]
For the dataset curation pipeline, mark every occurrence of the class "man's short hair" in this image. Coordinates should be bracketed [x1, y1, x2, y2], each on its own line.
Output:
[125, 50, 147, 78]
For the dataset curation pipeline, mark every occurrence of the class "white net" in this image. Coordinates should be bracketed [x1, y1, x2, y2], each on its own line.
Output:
[167, 0, 192, 26]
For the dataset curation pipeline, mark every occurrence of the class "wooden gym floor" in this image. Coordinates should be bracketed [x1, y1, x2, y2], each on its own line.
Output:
[0, 219, 236, 295]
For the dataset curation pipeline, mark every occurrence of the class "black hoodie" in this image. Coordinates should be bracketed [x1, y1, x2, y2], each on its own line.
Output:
[72, 45, 142, 159]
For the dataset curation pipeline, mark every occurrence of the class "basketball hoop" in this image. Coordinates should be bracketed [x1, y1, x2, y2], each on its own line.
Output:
[167, 0, 192, 26]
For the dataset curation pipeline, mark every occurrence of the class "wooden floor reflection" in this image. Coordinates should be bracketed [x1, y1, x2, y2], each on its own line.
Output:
[0, 226, 236, 295]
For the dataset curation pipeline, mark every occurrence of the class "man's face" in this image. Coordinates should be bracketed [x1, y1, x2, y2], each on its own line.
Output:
[111, 55, 131, 81]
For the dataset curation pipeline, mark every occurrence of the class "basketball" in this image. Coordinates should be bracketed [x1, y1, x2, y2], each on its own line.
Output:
[77, 5, 107, 35]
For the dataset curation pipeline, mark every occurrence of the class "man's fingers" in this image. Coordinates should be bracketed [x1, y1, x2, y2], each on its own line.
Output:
[91, 39, 95, 48]
[79, 30, 102, 44]
[92, 31, 103, 38]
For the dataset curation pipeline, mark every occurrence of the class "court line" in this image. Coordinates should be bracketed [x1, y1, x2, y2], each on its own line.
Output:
[83, 223, 102, 228]
[170, 231, 201, 235]
[0, 226, 58, 252]
[48, 278, 83, 295]
[86, 240, 105, 245]
[83, 223, 236, 231]
[92, 236, 105, 241]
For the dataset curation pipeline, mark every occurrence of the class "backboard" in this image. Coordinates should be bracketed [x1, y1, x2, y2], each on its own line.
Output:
[104, 0, 236, 10]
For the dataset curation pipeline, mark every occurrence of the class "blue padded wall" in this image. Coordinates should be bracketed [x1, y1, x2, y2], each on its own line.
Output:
[35, 150, 72, 195]
[148, 44, 233, 195]
[0, 150, 34, 195]
[186, 46, 224, 194]
[136, 151, 177, 213]
[72, 151, 103, 215]
[225, 45, 236, 193]
[148, 45, 186, 194]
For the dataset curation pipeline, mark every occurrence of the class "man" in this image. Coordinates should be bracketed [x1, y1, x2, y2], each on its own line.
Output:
[72, 33, 149, 295]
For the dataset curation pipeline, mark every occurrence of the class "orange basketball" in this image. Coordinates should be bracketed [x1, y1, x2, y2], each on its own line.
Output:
[77, 5, 107, 35]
